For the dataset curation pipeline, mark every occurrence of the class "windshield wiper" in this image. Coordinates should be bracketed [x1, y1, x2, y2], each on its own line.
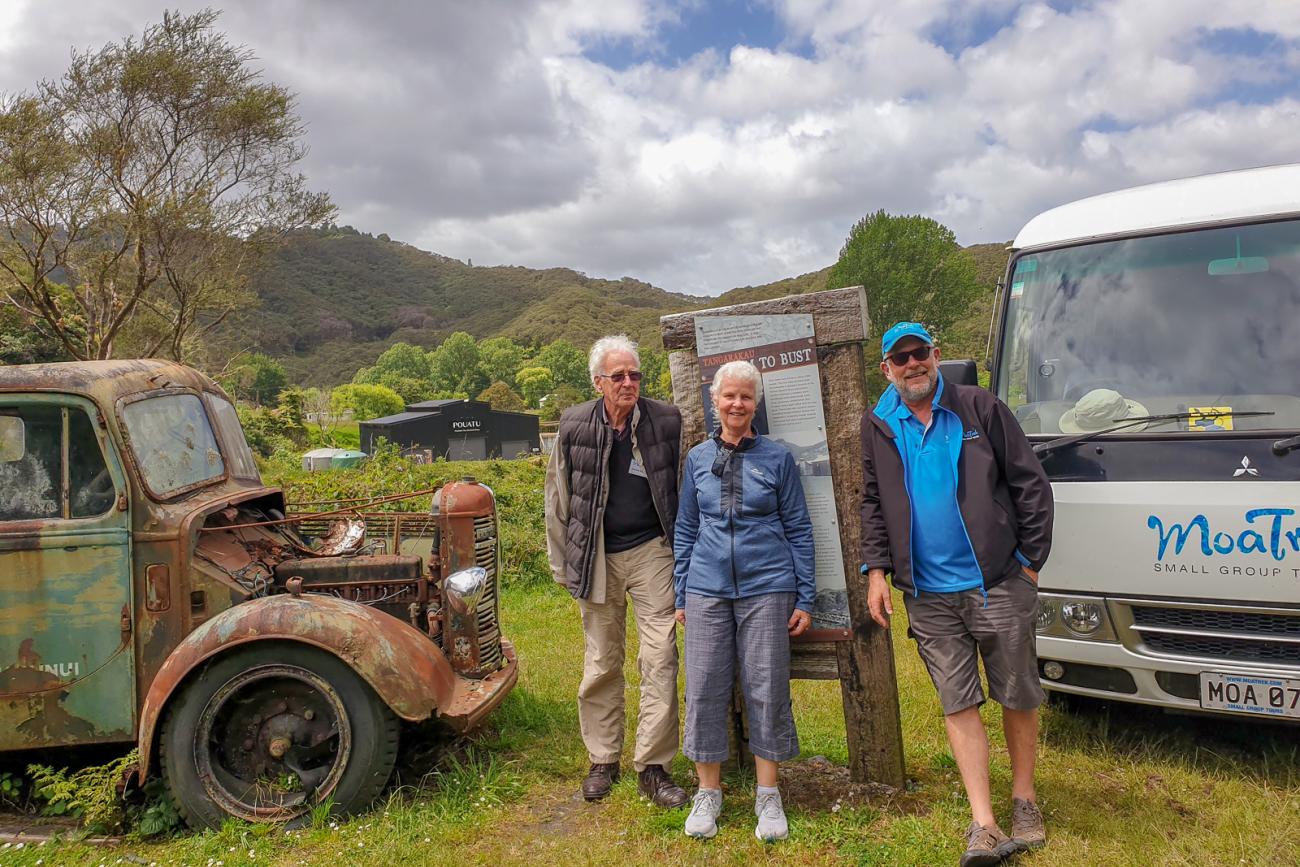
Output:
[1033, 410, 1276, 459]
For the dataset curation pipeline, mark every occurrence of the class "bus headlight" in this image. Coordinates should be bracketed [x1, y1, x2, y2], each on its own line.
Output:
[1060, 601, 1104, 635]
[1035, 599, 1056, 631]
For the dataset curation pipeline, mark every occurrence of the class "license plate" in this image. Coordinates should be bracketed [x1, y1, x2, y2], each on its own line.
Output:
[1199, 672, 1300, 719]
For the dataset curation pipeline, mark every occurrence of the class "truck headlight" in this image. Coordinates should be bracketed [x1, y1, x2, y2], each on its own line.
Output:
[1035, 599, 1056, 631]
[1060, 601, 1104, 636]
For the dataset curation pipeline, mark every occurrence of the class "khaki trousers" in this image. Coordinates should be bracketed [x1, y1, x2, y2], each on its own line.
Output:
[576, 536, 679, 771]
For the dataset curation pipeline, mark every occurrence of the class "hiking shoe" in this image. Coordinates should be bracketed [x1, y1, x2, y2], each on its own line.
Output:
[684, 789, 722, 839]
[638, 765, 688, 808]
[1011, 798, 1046, 850]
[960, 822, 1016, 867]
[581, 762, 619, 801]
[754, 789, 789, 842]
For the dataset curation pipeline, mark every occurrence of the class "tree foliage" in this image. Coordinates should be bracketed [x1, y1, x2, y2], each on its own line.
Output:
[477, 336, 525, 390]
[429, 331, 482, 395]
[827, 210, 981, 343]
[477, 381, 526, 412]
[0, 10, 332, 361]
[221, 352, 287, 406]
[331, 382, 405, 422]
[352, 341, 434, 402]
[516, 366, 554, 408]
[536, 339, 589, 392]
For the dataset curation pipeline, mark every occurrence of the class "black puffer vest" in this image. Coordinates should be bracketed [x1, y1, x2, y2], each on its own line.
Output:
[557, 398, 682, 599]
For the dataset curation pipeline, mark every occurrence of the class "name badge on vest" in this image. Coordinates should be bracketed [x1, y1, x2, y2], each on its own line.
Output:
[627, 455, 648, 478]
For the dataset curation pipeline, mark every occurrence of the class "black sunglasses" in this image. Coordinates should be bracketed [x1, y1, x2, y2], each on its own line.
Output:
[601, 371, 643, 383]
[885, 345, 933, 366]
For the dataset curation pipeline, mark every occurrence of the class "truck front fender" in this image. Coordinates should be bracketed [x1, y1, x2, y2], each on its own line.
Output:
[137, 593, 456, 777]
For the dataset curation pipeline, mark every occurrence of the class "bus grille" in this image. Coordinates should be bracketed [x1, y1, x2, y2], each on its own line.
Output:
[1129, 605, 1300, 665]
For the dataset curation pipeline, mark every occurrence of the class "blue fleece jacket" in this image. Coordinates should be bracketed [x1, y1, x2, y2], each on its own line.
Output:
[673, 433, 816, 611]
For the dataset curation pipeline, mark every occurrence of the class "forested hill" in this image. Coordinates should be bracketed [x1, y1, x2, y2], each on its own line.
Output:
[249, 226, 1009, 386]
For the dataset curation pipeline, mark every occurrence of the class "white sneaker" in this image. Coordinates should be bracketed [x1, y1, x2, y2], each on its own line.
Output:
[684, 789, 722, 839]
[754, 790, 788, 842]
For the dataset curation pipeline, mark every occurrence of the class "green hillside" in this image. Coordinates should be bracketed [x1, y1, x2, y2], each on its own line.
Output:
[248, 227, 1010, 387]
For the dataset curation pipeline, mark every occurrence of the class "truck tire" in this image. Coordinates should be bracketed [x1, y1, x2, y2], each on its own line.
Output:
[159, 643, 399, 828]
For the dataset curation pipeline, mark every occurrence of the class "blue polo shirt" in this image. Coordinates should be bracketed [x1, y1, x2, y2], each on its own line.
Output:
[885, 378, 982, 593]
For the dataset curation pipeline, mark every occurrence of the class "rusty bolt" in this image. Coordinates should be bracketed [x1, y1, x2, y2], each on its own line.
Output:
[287, 576, 303, 597]
[268, 737, 291, 759]
[243, 739, 255, 751]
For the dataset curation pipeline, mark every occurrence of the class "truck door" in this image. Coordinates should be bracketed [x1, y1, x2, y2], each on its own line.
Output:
[0, 396, 135, 748]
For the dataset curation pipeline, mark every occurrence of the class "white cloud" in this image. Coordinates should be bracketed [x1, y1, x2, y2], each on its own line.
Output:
[1, 1, 1298, 294]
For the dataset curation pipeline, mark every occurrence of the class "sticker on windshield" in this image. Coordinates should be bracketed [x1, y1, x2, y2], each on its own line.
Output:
[1188, 406, 1234, 431]
[1010, 280, 1025, 298]
[1014, 258, 1038, 274]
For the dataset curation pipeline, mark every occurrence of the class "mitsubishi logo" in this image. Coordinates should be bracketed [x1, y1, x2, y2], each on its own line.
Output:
[1232, 456, 1260, 477]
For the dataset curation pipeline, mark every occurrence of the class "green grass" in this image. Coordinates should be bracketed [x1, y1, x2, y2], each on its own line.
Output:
[12, 580, 1298, 866]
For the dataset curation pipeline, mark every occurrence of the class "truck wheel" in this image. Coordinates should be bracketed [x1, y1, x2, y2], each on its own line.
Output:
[159, 643, 398, 828]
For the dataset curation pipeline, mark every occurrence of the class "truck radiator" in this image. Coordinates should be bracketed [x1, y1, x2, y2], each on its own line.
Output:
[473, 514, 503, 672]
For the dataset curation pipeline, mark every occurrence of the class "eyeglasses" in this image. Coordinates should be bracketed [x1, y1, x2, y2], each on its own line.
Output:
[600, 371, 643, 383]
[885, 345, 933, 366]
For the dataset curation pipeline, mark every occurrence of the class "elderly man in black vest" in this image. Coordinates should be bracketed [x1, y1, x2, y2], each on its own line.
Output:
[544, 335, 688, 807]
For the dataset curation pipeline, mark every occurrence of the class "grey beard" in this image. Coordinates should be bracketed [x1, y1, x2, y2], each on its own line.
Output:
[897, 373, 937, 403]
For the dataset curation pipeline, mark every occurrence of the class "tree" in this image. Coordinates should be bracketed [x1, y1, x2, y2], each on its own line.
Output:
[331, 383, 404, 422]
[516, 366, 554, 408]
[541, 384, 585, 422]
[477, 336, 525, 390]
[429, 331, 483, 395]
[0, 10, 333, 361]
[536, 339, 589, 392]
[827, 211, 981, 342]
[353, 341, 434, 402]
[223, 352, 286, 405]
[639, 348, 670, 401]
[477, 381, 526, 412]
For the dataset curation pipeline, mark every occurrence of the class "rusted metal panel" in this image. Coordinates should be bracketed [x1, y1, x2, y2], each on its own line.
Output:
[0, 530, 136, 748]
[136, 594, 459, 776]
[440, 640, 519, 732]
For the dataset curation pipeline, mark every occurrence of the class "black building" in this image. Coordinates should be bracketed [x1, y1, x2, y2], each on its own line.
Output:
[359, 399, 540, 461]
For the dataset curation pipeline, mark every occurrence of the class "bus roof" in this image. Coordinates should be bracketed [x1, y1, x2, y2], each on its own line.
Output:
[1013, 163, 1300, 251]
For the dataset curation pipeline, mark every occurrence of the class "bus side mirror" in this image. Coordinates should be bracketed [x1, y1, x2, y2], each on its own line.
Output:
[939, 359, 979, 387]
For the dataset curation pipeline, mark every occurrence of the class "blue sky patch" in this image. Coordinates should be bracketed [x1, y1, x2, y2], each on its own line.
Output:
[581, 0, 811, 70]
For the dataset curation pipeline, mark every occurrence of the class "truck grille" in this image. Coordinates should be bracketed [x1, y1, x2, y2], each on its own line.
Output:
[1127, 604, 1300, 665]
[473, 515, 503, 671]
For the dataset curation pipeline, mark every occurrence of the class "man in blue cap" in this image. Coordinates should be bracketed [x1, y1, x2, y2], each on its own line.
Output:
[859, 322, 1054, 866]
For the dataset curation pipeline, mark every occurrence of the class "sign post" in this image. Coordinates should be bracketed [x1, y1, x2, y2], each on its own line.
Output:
[660, 286, 906, 788]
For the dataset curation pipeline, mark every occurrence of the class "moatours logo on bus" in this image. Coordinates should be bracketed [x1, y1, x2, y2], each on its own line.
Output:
[1147, 508, 1300, 578]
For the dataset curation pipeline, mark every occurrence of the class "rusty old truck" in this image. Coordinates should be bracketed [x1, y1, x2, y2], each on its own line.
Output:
[0, 360, 518, 827]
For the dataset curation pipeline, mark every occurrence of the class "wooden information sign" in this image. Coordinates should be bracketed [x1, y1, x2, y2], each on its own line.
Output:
[660, 285, 906, 787]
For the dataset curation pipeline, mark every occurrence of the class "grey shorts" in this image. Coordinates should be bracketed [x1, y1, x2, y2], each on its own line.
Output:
[683, 592, 799, 764]
[902, 574, 1044, 715]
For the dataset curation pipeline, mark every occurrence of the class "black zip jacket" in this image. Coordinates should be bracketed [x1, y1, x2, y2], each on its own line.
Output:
[859, 380, 1054, 594]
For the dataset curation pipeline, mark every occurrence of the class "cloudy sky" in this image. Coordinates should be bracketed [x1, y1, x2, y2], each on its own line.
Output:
[2, 1, 1298, 294]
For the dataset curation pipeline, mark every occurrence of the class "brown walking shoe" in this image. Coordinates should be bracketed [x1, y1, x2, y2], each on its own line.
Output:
[581, 762, 620, 801]
[1011, 798, 1046, 850]
[960, 822, 1017, 867]
[637, 764, 688, 808]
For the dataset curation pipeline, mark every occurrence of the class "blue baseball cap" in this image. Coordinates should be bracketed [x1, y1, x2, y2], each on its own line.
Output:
[880, 321, 935, 357]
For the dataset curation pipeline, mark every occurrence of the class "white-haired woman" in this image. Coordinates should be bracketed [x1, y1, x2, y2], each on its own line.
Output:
[672, 359, 814, 842]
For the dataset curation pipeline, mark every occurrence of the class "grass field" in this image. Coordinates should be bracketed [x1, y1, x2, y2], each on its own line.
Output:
[9, 578, 1299, 866]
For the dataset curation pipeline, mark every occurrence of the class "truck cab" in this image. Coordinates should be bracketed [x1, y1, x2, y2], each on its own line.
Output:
[990, 165, 1300, 721]
[0, 360, 518, 826]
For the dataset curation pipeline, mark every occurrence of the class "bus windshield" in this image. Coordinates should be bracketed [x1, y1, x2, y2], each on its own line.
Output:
[996, 219, 1300, 435]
